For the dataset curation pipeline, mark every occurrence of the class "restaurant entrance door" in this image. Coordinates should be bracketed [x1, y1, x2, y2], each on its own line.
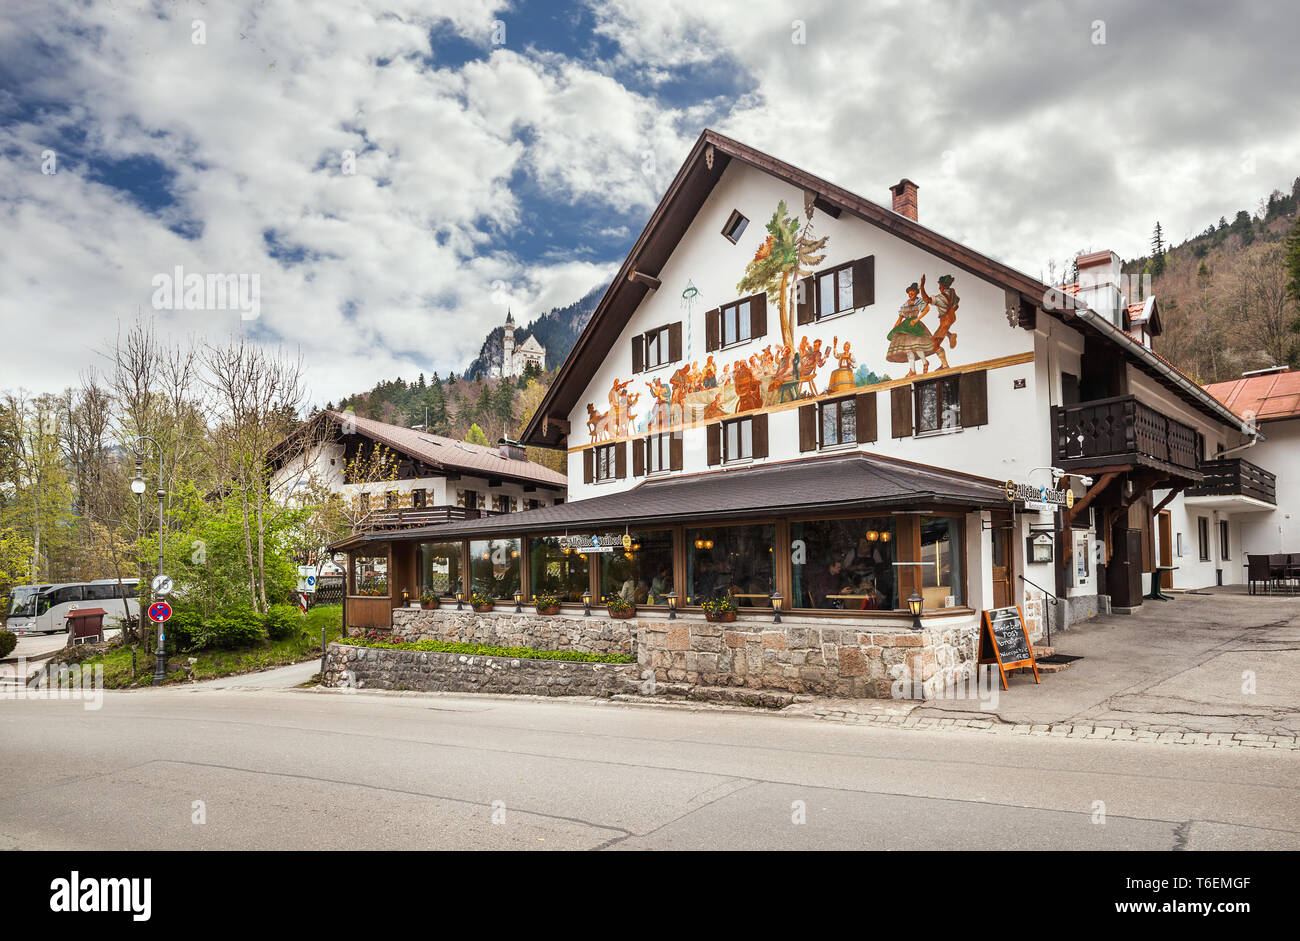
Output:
[992, 516, 1013, 608]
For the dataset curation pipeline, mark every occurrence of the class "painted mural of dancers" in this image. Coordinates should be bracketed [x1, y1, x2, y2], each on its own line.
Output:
[886, 281, 937, 376]
[919, 274, 959, 369]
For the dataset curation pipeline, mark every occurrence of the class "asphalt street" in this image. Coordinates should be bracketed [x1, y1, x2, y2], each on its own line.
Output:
[1, 677, 1296, 850]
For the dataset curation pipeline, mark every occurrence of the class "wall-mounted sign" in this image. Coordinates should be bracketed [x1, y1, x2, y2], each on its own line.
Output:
[1005, 480, 1075, 511]
[1027, 532, 1054, 563]
[559, 533, 632, 554]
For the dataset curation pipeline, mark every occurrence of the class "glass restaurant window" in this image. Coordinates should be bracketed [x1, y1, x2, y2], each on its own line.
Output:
[599, 530, 674, 605]
[352, 553, 388, 596]
[528, 536, 590, 602]
[470, 538, 521, 599]
[920, 516, 963, 608]
[790, 517, 896, 610]
[419, 541, 463, 598]
[686, 524, 775, 607]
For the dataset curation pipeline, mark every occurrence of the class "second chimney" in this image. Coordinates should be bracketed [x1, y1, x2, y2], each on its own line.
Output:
[890, 179, 919, 221]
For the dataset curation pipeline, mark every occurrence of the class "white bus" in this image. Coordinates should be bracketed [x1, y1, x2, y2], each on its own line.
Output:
[5, 579, 141, 634]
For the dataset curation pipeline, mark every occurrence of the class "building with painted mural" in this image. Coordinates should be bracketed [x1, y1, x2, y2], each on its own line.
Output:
[330, 130, 1272, 698]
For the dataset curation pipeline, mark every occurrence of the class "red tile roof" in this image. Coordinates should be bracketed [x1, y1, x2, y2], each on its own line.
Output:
[1202, 370, 1300, 422]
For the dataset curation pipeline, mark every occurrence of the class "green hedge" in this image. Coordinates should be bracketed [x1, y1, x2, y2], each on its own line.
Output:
[338, 635, 634, 664]
[0, 630, 16, 659]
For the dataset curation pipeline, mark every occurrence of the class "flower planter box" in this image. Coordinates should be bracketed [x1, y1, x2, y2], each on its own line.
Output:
[534, 605, 561, 616]
[472, 603, 495, 614]
[607, 607, 636, 620]
[420, 601, 440, 610]
[704, 611, 737, 623]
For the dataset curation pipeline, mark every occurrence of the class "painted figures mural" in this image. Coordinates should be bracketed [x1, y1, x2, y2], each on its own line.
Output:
[585, 197, 966, 441]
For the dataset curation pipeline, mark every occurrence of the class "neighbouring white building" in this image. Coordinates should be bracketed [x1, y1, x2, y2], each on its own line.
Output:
[1154, 366, 1294, 590]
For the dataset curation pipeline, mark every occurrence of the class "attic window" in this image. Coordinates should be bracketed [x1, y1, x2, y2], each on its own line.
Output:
[721, 210, 749, 244]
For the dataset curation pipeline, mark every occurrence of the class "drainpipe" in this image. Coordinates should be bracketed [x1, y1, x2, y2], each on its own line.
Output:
[1216, 437, 1258, 458]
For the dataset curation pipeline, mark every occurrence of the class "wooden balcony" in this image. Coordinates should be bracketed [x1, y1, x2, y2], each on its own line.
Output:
[358, 505, 501, 531]
[1186, 457, 1276, 505]
[1052, 395, 1202, 478]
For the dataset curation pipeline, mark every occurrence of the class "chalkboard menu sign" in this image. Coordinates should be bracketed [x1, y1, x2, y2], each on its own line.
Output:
[978, 605, 1040, 690]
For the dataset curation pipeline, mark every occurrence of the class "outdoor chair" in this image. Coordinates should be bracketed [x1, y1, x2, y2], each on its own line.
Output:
[1247, 555, 1272, 595]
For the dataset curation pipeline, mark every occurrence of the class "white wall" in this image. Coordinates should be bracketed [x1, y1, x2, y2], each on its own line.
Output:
[1238, 419, 1300, 555]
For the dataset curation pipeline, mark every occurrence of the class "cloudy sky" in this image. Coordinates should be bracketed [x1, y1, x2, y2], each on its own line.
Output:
[2, 0, 1297, 402]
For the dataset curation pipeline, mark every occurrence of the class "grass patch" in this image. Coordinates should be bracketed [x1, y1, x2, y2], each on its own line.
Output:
[58, 605, 343, 689]
[337, 635, 634, 664]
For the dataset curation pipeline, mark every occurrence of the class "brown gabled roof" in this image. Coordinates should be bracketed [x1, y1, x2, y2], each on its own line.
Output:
[1204, 369, 1300, 422]
[321, 410, 567, 488]
[331, 451, 1007, 548]
[521, 129, 1239, 447]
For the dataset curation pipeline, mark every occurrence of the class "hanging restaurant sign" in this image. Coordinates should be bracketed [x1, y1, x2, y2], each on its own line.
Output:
[1005, 480, 1075, 512]
[559, 533, 633, 554]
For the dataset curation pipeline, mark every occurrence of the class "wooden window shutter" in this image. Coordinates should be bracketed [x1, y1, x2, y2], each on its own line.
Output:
[669, 432, 683, 471]
[632, 437, 645, 476]
[583, 448, 594, 483]
[631, 334, 645, 374]
[750, 293, 767, 339]
[751, 413, 768, 459]
[798, 403, 817, 452]
[668, 321, 682, 363]
[705, 308, 720, 352]
[959, 370, 988, 428]
[891, 386, 913, 438]
[614, 440, 627, 479]
[855, 391, 877, 443]
[706, 423, 721, 466]
[852, 255, 875, 309]
[796, 276, 815, 324]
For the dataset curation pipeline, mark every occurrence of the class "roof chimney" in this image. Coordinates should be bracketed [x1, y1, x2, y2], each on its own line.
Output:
[1074, 249, 1125, 326]
[890, 179, 918, 221]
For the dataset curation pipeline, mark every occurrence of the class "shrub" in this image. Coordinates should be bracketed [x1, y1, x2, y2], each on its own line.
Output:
[605, 595, 633, 613]
[701, 593, 738, 616]
[338, 634, 633, 664]
[201, 608, 267, 649]
[264, 604, 301, 641]
[0, 630, 16, 659]
[533, 592, 561, 611]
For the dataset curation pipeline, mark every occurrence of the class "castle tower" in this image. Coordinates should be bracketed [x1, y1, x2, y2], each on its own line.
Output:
[502, 309, 516, 377]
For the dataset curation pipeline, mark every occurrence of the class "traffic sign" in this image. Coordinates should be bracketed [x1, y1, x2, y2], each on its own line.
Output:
[148, 601, 173, 623]
[151, 574, 174, 597]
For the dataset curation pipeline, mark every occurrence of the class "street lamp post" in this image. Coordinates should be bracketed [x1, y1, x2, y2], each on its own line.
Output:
[130, 436, 167, 686]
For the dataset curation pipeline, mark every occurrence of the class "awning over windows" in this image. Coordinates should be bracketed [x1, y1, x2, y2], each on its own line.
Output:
[330, 453, 1007, 549]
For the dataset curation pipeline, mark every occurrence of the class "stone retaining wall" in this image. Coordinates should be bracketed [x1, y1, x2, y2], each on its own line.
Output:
[390, 607, 631, 656]
[353, 608, 981, 700]
[637, 618, 981, 698]
[322, 642, 639, 697]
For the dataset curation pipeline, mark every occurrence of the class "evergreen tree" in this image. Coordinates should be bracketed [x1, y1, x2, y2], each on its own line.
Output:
[1284, 213, 1300, 306]
[464, 423, 489, 446]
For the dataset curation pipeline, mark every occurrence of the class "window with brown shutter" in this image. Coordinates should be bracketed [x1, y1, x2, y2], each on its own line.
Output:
[958, 370, 988, 428]
[631, 335, 644, 374]
[706, 423, 721, 466]
[583, 448, 594, 483]
[798, 404, 817, 451]
[670, 432, 683, 471]
[891, 386, 913, 438]
[632, 437, 645, 476]
[855, 391, 877, 443]
[668, 321, 682, 362]
[750, 293, 767, 340]
[751, 413, 768, 459]
[796, 276, 815, 325]
[614, 440, 627, 479]
[643, 324, 672, 369]
[852, 255, 875, 309]
[705, 308, 720, 352]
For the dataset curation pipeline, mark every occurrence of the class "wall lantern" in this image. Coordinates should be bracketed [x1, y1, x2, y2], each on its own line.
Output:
[582, 590, 592, 616]
[510, 548, 519, 559]
[880, 532, 891, 543]
[402, 588, 409, 605]
[513, 589, 523, 613]
[771, 591, 783, 624]
[666, 591, 678, 620]
[866, 530, 879, 542]
[907, 590, 923, 631]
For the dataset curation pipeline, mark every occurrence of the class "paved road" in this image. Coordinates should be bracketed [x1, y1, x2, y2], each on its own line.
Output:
[1, 680, 1296, 850]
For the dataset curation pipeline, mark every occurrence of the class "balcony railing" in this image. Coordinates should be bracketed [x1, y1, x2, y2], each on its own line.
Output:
[1052, 395, 1200, 475]
[1186, 457, 1277, 505]
[358, 505, 501, 531]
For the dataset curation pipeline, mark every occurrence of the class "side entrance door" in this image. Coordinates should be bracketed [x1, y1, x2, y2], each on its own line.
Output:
[1158, 511, 1173, 590]
[992, 515, 1013, 608]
